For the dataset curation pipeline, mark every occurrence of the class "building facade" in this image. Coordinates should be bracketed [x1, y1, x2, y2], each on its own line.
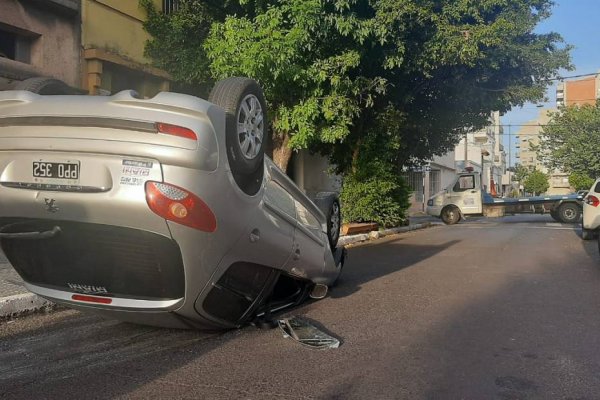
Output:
[81, 0, 171, 97]
[0, 0, 171, 97]
[556, 74, 600, 107]
[515, 109, 570, 195]
[0, 0, 81, 89]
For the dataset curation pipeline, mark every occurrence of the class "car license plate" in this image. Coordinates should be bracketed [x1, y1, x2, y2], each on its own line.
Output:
[33, 161, 80, 180]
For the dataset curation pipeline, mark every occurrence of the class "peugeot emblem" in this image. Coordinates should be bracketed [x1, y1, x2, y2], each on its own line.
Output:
[44, 198, 59, 213]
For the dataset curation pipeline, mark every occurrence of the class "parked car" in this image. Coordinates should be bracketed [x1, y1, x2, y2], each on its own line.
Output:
[0, 78, 344, 330]
[582, 179, 600, 241]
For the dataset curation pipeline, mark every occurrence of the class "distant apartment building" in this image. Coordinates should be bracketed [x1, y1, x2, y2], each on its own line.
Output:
[515, 109, 570, 195]
[0, 0, 81, 89]
[556, 73, 600, 107]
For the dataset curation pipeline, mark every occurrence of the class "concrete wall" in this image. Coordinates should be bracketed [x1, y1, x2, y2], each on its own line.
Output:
[291, 151, 341, 197]
[0, 0, 80, 87]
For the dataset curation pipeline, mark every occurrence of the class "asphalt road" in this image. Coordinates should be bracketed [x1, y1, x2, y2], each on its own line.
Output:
[2, 215, 600, 399]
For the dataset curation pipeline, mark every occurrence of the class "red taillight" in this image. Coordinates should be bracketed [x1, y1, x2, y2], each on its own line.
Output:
[145, 181, 217, 232]
[156, 122, 197, 140]
[72, 294, 113, 304]
[586, 195, 600, 207]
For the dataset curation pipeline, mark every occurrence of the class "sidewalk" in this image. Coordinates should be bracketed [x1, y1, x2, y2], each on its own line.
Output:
[0, 215, 441, 319]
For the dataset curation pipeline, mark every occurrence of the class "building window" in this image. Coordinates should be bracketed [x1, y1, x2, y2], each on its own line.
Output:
[402, 171, 423, 202]
[429, 170, 441, 194]
[163, 0, 179, 14]
[0, 29, 31, 63]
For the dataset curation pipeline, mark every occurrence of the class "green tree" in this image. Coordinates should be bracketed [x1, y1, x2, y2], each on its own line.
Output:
[538, 102, 600, 178]
[512, 163, 532, 183]
[569, 172, 595, 191]
[142, 0, 571, 174]
[524, 169, 549, 195]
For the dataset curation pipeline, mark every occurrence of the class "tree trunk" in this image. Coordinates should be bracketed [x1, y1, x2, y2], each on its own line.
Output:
[272, 131, 293, 173]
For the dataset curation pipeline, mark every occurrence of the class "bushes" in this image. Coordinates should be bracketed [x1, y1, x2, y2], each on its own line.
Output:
[340, 162, 410, 228]
[340, 173, 410, 228]
[569, 172, 595, 191]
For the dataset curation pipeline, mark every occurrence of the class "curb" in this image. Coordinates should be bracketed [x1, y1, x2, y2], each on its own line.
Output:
[338, 222, 441, 247]
[0, 292, 53, 319]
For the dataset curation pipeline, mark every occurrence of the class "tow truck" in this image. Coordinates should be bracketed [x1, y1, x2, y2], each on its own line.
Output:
[426, 170, 584, 225]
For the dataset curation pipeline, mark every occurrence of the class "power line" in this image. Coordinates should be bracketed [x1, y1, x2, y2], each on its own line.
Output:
[541, 71, 599, 82]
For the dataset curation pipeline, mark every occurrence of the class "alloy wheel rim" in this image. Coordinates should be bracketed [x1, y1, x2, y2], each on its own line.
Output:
[236, 94, 264, 160]
[330, 202, 340, 240]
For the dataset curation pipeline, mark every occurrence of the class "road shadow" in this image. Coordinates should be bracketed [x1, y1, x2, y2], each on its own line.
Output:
[318, 233, 600, 399]
[330, 236, 461, 299]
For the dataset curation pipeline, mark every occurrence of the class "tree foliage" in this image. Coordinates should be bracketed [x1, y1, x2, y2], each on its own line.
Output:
[538, 102, 600, 179]
[524, 169, 549, 195]
[569, 172, 595, 191]
[142, 0, 571, 174]
[340, 110, 410, 227]
[511, 163, 532, 183]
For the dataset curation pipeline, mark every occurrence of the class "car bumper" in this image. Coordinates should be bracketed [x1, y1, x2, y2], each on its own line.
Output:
[426, 205, 442, 217]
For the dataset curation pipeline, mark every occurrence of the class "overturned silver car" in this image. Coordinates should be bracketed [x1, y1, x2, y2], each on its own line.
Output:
[0, 78, 344, 329]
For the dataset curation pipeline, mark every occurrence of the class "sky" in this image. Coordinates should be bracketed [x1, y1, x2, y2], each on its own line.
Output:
[501, 0, 600, 165]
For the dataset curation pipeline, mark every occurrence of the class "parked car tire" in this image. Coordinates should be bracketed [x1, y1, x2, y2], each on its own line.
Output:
[550, 210, 560, 222]
[441, 205, 460, 225]
[14, 77, 74, 95]
[208, 77, 267, 177]
[557, 202, 581, 223]
[313, 193, 341, 249]
[582, 228, 595, 240]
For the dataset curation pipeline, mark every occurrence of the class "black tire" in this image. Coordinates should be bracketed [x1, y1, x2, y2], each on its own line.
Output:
[208, 77, 268, 176]
[550, 210, 560, 222]
[582, 228, 595, 240]
[313, 193, 341, 249]
[441, 206, 460, 225]
[557, 202, 581, 224]
[14, 77, 74, 95]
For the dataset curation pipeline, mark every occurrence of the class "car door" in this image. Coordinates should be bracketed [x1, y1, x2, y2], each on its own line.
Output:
[447, 174, 482, 214]
[285, 199, 327, 279]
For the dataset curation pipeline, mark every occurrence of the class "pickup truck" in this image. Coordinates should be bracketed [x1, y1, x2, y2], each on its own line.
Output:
[426, 171, 584, 224]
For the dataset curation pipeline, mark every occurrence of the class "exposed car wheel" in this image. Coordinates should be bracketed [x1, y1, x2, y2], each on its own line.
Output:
[14, 77, 74, 95]
[582, 228, 595, 240]
[557, 203, 581, 223]
[441, 206, 460, 225]
[208, 77, 268, 176]
[313, 193, 341, 249]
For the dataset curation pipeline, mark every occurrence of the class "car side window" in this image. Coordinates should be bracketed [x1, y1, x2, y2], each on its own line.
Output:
[294, 200, 321, 230]
[264, 180, 296, 219]
[594, 182, 600, 194]
[453, 175, 475, 192]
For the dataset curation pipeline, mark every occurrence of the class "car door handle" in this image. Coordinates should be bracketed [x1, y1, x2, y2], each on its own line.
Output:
[293, 248, 300, 260]
[249, 229, 260, 243]
[470, 190, 477, 193]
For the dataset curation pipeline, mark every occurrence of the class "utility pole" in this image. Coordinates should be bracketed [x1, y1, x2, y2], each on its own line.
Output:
[464, 129, 468, 169]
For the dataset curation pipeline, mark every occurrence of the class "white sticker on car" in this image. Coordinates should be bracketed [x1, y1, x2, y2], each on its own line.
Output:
[122, 166, 151, 177]
[120, 176, 145, 186]
[123, 160, 153, 168]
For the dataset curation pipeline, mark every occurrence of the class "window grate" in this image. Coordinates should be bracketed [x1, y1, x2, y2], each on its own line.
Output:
[162, 0, 179, 14]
